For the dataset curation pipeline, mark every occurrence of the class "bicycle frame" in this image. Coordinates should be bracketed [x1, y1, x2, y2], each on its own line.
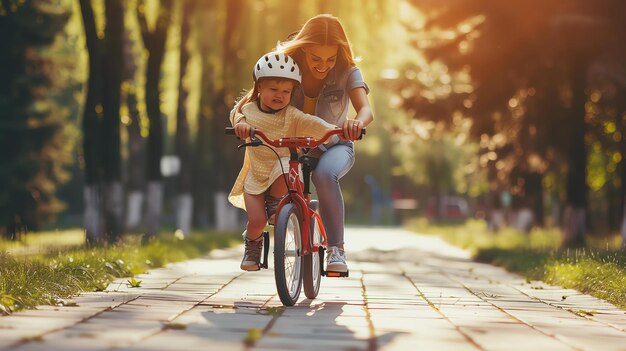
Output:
[245, 129, 345, 257]
[274, 153, 327, 257]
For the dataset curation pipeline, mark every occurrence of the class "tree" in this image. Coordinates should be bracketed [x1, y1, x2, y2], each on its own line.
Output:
[101, 0, 125, 242]
[137, 0, 173, 239]
[121, 6, 145, 232]
[191, 0, 246, 231]
[192, 1, 219, 228]
[398, 0, 626, 245]
[390, 119, 479, 221]
[79, 0, 124, 244]
[174, 0, 194, 235]
[0, 0, 74, 238]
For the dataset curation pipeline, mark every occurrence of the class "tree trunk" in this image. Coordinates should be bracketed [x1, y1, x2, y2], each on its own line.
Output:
[222, 0, 244, 92]
[192, 2, 217, 228]
[79, 0, 104, 244]
[102, 0, 124, 242]
[204, 0, 244, 230]
[175, 0, 194, 236]
[146, 181, 163, 238]
[124, 86, 144, 231]
[84, 185, 101, 244]
[619, 89, 626, 248]
[137, 0, 173, 238]
[526, 172, 544, 227]
[122, 3, 145, 232]
[193, 63, 213, 227]
[125, 191, 144, 230]
[144, 69, 164, 237]
[562, 58, 588, 248]
[608, 177, 621, 232]
[176, 194, 193, 235]
[103, 182, 123, 240]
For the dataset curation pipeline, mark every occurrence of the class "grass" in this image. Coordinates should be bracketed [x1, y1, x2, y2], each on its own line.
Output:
[0, 229, 240, 314]
[0, 229, 86, 254]
[406, 218, 626, 309]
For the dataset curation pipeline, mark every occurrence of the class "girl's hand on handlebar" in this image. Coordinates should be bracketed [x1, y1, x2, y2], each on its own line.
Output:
[342, 119, 364, 141]
[234, 122, 252, 139]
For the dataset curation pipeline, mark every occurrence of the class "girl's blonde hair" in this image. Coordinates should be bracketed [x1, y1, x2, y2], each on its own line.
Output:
[235, 84, 261, 114]
[278, 14, 356, 69]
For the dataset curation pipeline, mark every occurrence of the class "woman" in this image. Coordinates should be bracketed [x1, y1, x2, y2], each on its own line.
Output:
[278, 14, 374, 273]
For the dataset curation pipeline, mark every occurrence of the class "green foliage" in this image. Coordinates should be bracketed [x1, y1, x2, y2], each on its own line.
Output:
[396, 1, 626, 236]
[0, 0, 79, 236]
[0, 229, 239, 313]
[0, 228, 85, 253]
[244, 328, 263, 346]
[163, 322, 187, 330]
[127, 276, 142, 287]
[476, 247, 626, 309]
[388, 117, 483, 197]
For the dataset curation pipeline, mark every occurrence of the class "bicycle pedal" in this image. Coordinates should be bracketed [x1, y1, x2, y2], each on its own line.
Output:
[324, 270, 349, 278]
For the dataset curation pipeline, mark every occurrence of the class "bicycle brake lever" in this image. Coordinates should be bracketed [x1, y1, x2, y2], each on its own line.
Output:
[358, 128, 367, 140]
[237, 139, 263, 150]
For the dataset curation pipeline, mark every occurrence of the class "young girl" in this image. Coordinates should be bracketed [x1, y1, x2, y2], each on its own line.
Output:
[229, 52, 343, 271]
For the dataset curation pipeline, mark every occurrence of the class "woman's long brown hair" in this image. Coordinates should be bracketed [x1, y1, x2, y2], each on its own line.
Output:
[278, 14, 356, 69]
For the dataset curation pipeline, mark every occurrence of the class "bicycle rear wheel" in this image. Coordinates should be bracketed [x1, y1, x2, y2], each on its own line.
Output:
[274, 202, 303, 306]
[303, 200, 322, 299]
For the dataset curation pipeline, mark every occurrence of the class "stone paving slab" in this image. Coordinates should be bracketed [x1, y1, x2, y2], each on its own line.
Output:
[1, 227, 625, 351]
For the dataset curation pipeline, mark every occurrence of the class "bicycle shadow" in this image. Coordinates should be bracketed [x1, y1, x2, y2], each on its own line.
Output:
[126, 245, 408, 350]
[193, 299, 406, 350]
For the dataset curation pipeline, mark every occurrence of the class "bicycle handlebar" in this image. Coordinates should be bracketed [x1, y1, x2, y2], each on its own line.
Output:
[225, 127, 365, 148]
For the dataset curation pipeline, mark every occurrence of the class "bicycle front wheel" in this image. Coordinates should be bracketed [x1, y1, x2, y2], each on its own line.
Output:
[274, 202, 303, 306]
[303, 200, 322, 299]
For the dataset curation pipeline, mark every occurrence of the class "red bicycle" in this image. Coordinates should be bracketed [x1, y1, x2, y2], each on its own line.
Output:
[226, 127, 364, 306]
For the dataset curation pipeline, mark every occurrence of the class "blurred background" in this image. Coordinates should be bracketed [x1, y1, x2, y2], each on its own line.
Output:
[1, 0, 626, 247]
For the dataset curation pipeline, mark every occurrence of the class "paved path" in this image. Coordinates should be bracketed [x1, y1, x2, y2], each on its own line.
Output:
[1, 227, 625, 351]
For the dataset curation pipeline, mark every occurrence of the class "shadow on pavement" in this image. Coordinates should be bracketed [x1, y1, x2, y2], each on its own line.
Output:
[124, 299, 406, 351]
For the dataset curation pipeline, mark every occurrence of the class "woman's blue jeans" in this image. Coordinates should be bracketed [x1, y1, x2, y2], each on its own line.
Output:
[311, 142, 355, 247]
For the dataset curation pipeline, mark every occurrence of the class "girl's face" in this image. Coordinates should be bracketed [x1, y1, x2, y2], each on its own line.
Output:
[258, 79, 295, 111]
[302, 45, 339, 80]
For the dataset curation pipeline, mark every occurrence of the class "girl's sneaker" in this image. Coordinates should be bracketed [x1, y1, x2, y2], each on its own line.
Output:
[326, 246, 348, 272]
[241, 236, 263, 271]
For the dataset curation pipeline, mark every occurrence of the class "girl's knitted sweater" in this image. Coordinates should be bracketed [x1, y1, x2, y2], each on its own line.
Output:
[228, 102, 337, 210]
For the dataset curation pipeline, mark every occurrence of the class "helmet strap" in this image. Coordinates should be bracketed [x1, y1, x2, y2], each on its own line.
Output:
[257, 99, 282, 114]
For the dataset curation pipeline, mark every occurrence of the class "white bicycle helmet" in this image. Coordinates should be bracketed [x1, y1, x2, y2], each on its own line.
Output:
[253, 52, 301, 84]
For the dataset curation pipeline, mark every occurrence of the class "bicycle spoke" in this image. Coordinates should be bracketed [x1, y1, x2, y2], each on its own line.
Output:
[285, 213, 300, 295]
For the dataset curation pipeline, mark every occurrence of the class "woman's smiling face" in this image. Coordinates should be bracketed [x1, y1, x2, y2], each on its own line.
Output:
[258, 79, 295, 111]
[303, 45, 339, 80]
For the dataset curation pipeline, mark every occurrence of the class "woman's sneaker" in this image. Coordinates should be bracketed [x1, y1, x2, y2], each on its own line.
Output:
[240, 236, 263, 271]
[326, 246, 348, 272]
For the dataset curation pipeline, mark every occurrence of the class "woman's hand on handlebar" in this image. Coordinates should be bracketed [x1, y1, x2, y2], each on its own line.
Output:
[234, 122, 252, 139]
[342, 119, 364, 141]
